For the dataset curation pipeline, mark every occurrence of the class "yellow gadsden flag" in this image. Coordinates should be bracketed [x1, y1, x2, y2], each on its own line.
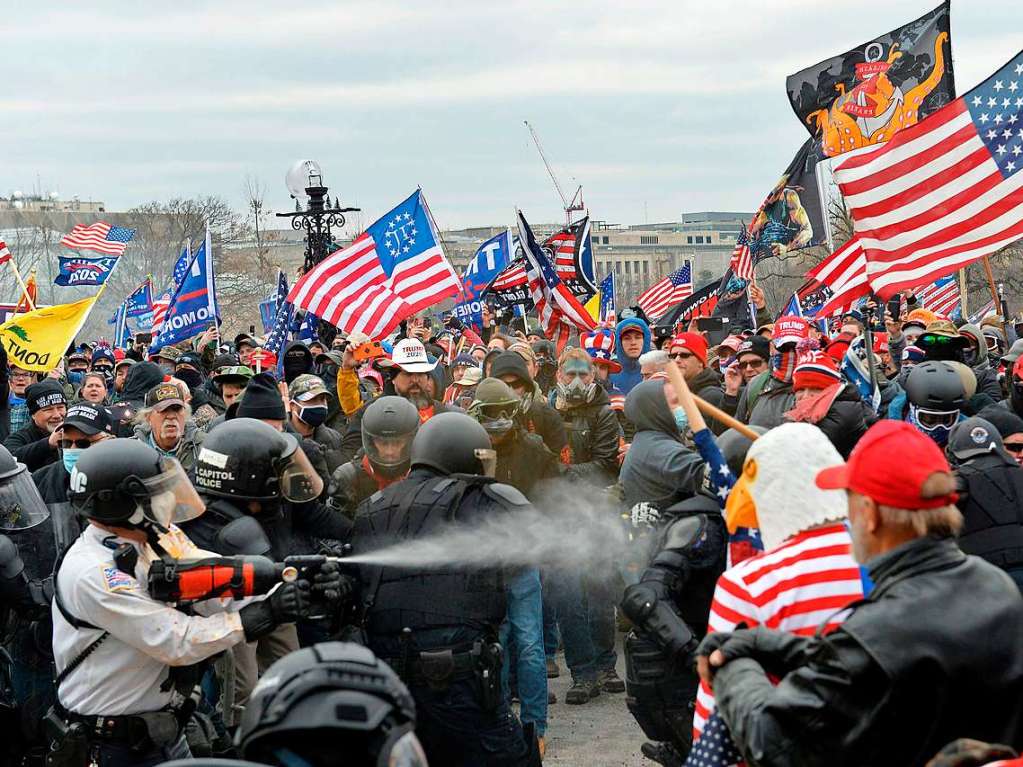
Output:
[0, 294, 101, 372]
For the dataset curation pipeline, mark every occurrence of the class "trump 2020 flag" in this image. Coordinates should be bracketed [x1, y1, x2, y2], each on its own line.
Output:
[54, 254, 120, 287]
[153, 227, 219, 347]
[453, 229, 513, 329]
[124, 278, 153, 318]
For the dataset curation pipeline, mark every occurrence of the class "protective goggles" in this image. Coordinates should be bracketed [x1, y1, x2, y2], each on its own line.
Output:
[914, 408, 960, 430]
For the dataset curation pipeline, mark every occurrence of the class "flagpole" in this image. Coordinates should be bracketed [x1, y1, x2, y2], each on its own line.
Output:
[7, 260, 35, 312]
[205, 224, 221, 345]
[957, 268, 969, 319]
[980, 255, 1007, 335]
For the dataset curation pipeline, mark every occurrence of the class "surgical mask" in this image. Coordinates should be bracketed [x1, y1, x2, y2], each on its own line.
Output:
[673, 406, 689, 433]
[67, 370, 84, 385]
[61, 447, 83, 474]
[298, 405, 328, 427]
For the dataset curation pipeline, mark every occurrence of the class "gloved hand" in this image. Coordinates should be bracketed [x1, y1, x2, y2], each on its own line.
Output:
[240, 580, 313, 641]
[309, 561, 353, 604]
[630, 502, 661, 529]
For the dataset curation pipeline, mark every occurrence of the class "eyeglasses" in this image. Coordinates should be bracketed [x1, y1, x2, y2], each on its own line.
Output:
[10, 371, 33, 379]
[669, 352, 693, 360]
[60, 438, 95, 450]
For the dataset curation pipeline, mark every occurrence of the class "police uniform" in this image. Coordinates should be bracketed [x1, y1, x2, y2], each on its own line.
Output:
[52, 524, 247, 766]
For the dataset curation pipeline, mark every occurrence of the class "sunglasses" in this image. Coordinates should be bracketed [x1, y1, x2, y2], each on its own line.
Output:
[737, 359, 765, 370]
[60, 438, 95, 450]
[669, 352, 694, 360]
[1004, 442, 1023, 454]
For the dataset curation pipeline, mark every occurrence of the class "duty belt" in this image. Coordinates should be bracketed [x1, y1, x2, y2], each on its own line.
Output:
[383, 646, 477, 688]
[53, 701, 182, 749]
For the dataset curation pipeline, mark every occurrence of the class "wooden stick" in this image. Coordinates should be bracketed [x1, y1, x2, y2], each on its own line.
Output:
[692, 394, 763, 442]
[957, 268, 969, 319]
[8, 260, 35, 312]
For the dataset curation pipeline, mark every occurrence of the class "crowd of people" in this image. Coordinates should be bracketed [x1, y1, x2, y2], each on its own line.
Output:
[1, 285, 1023, 767]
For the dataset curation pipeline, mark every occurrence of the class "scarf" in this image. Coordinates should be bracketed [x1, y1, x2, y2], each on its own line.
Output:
[771, 349, 798, 384]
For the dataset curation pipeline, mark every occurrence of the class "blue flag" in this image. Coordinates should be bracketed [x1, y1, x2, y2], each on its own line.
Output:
[170, 244, 191, 292]
[258, 299, 277, 333]
[451, 229, 513, 329]
[598, 272, 616, 324]
[112, 304, 131, 350]
[153, 228, 219, 347]
[124, 279, 153, 317]
[295, 310, 319, 343]
[54, 254, 120, 287]
[264, 271, 293, 356]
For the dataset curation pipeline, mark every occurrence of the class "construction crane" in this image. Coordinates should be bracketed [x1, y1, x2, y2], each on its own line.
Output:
[524, 120, 585, 226]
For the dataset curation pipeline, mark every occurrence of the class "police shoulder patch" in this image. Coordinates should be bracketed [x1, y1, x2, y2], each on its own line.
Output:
[101, 565, 138, 593]
[483, 482, 530, 508]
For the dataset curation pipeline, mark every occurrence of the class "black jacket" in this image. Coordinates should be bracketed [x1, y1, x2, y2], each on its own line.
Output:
[520, 389, 567, 456]
[492, 429, 561, 501]
[553, 385, 622, 486]
[32, 460, 70, 504]
[689, 367, 727, 435]
[798, 383, 877, 459]
[710, 536, 1023, 767]
[4, 421, 57, 472]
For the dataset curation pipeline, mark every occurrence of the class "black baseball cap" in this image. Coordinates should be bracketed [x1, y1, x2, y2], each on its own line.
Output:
[63, 403, 114, 436]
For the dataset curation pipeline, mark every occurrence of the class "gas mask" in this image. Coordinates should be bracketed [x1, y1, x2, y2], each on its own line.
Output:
[558, 375, 594, 406]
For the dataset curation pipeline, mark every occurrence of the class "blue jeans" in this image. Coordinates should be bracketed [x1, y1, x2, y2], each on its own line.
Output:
[541, 571, 560, 658]
[546, 567, 597, 682]
[585, 570, 619, 673]
[500, 568, 548, 736]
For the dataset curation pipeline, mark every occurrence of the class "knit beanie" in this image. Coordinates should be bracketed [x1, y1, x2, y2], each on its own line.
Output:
[236, 372, 287, 420]
[792, 351, 842, 392]
[489, 351, 533, 385]
[26, 380, 67, 414]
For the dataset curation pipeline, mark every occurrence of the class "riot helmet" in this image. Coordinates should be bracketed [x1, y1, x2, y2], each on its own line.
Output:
[68, 439, 204, 531]
[0, 444, 50, 538]
[236, 642, 427, 767]
[361, 396, 420, 479]
[467, 377, 521, 439]
[410, 412, 496, 477]
[196, 419, 323, 503]
[905, 361, 966, 446]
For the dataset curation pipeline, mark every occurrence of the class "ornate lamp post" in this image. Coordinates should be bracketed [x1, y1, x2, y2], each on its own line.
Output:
[276, 160, 360, 273]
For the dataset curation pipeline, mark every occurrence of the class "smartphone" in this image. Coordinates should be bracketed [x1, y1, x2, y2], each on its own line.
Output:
[696, 317, 727, 333]
[887, 296, 902, 322]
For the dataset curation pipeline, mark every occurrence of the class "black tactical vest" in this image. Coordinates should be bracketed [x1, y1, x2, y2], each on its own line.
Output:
[956, 458, 1023, 570]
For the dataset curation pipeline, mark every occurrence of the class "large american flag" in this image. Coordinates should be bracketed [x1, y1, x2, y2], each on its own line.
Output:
[637, 262, 693, 320]
[834, 51, 1023, 299]
[60, 222, 136, 255]
[543, 217, 596, 297]
[915, 275, 961, 317]
[518, 209, 596, 349]
[489, 260, 527, 290]
[809, 238, 869, 317]
[289, 190, 461, 340]
[0, 240, 11, 265]
[728, 225, 754, 280]
[151, 290, 172, 334]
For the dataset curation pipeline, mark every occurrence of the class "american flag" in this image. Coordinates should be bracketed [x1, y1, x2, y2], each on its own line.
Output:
[0, 241, 11, 265]
[265, 270, 293, 356]
[915, 276, 961, 317]
[685, 711, 743, 767]
[834, 51, 1023, 299]
[597, 272, 616, 324]
[637, 262, 694, 320]
[151, 291, 172, 334]
[968, 298, 997, 324]
[518, 209, 596, 349]
[60, 222, 136, 256]
[728, 225, 754, 281]
[490, 260, 527, 290]
[809, 238, 869, 317]
[543, 217, 596, 297]
[288, 190, 461, 340]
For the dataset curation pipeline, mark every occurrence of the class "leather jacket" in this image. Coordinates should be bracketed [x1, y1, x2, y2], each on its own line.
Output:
[708, 536, 1023, 766]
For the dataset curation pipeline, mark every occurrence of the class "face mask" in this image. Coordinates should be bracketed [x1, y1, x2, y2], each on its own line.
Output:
[558, 376, 592, 405]
[176, 369, 203, 389]
[67, 370, 84, 385]
[909, 405, 956, 447]
[298, 405, 328, 427]
[160, 362, 175, 375]
[673, 406, 689, 433]
[62, 447, 83, 474]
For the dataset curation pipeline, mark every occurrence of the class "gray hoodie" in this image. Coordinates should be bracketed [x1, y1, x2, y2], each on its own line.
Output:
[620, 380, 705, 510]
[959, 323, 1003, 401]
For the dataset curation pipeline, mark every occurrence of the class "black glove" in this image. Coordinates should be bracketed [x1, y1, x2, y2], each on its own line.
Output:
[309, 561, 352, 604]
[697, 627, 756, 665]
[240, 580, 313, 641]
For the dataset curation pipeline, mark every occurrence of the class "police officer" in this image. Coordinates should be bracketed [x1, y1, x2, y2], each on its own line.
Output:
[50, 439, 328, 767]
[349, 412, 539, 766]
[234, 641, 428, 767]
[947, 416, 1023, 592]
[621, 493, 728, 766]
[183, 418, 350, 709]
[0, 444, 62, 763]
[327, 396, 419, 519]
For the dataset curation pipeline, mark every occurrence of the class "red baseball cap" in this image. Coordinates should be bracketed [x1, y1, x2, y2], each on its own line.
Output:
[669, 333, 708, 366]
[773, 316, 811, 347]
[816, 420, 957, 510]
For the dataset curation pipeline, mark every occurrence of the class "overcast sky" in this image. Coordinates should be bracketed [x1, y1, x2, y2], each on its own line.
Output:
[4, 1, 1020, 230]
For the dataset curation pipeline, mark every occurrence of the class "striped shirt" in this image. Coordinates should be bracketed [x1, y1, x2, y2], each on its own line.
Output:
[692, 522, 866, 738]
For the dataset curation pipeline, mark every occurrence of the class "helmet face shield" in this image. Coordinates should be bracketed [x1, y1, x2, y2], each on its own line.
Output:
[140, 458, 206, 527]
[0, 469, 50, 531]
[276, 442, 324, 503]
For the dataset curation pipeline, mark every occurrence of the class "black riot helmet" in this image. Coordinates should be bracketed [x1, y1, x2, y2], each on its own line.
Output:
[410, 412, 496, 477]
[905, 361, 966, 412]
[68, 439, 204, 530]
[0, 444, 50, 535]
[236, 642, 427, 767]
[195, 419, 323, 503]
[361, 396, 420, 478]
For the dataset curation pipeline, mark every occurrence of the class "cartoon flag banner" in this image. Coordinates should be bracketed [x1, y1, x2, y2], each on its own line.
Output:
[0, 293, 102, 372]
[763, 3, 955, 254]
[54, 254, 120, 287]
[454, 229, 514, 329]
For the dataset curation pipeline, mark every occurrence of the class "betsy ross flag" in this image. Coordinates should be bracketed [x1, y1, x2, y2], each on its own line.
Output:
[0, 241, 11, 265]
[289, 190, 461, 340]
[637, 262, 694, 321]
[518, 209, 596, 349]
[915, 275, 961, 317]
[834, 51, 1023, 298]
[728, 225, 754, 280]
[60, 222, 136, 256]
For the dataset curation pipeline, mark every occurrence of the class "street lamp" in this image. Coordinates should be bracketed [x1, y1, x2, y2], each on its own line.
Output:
[276, 159, 360, 273]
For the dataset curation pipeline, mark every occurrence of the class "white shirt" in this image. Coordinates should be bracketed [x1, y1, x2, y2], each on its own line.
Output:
[52, 524, 247, 715]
